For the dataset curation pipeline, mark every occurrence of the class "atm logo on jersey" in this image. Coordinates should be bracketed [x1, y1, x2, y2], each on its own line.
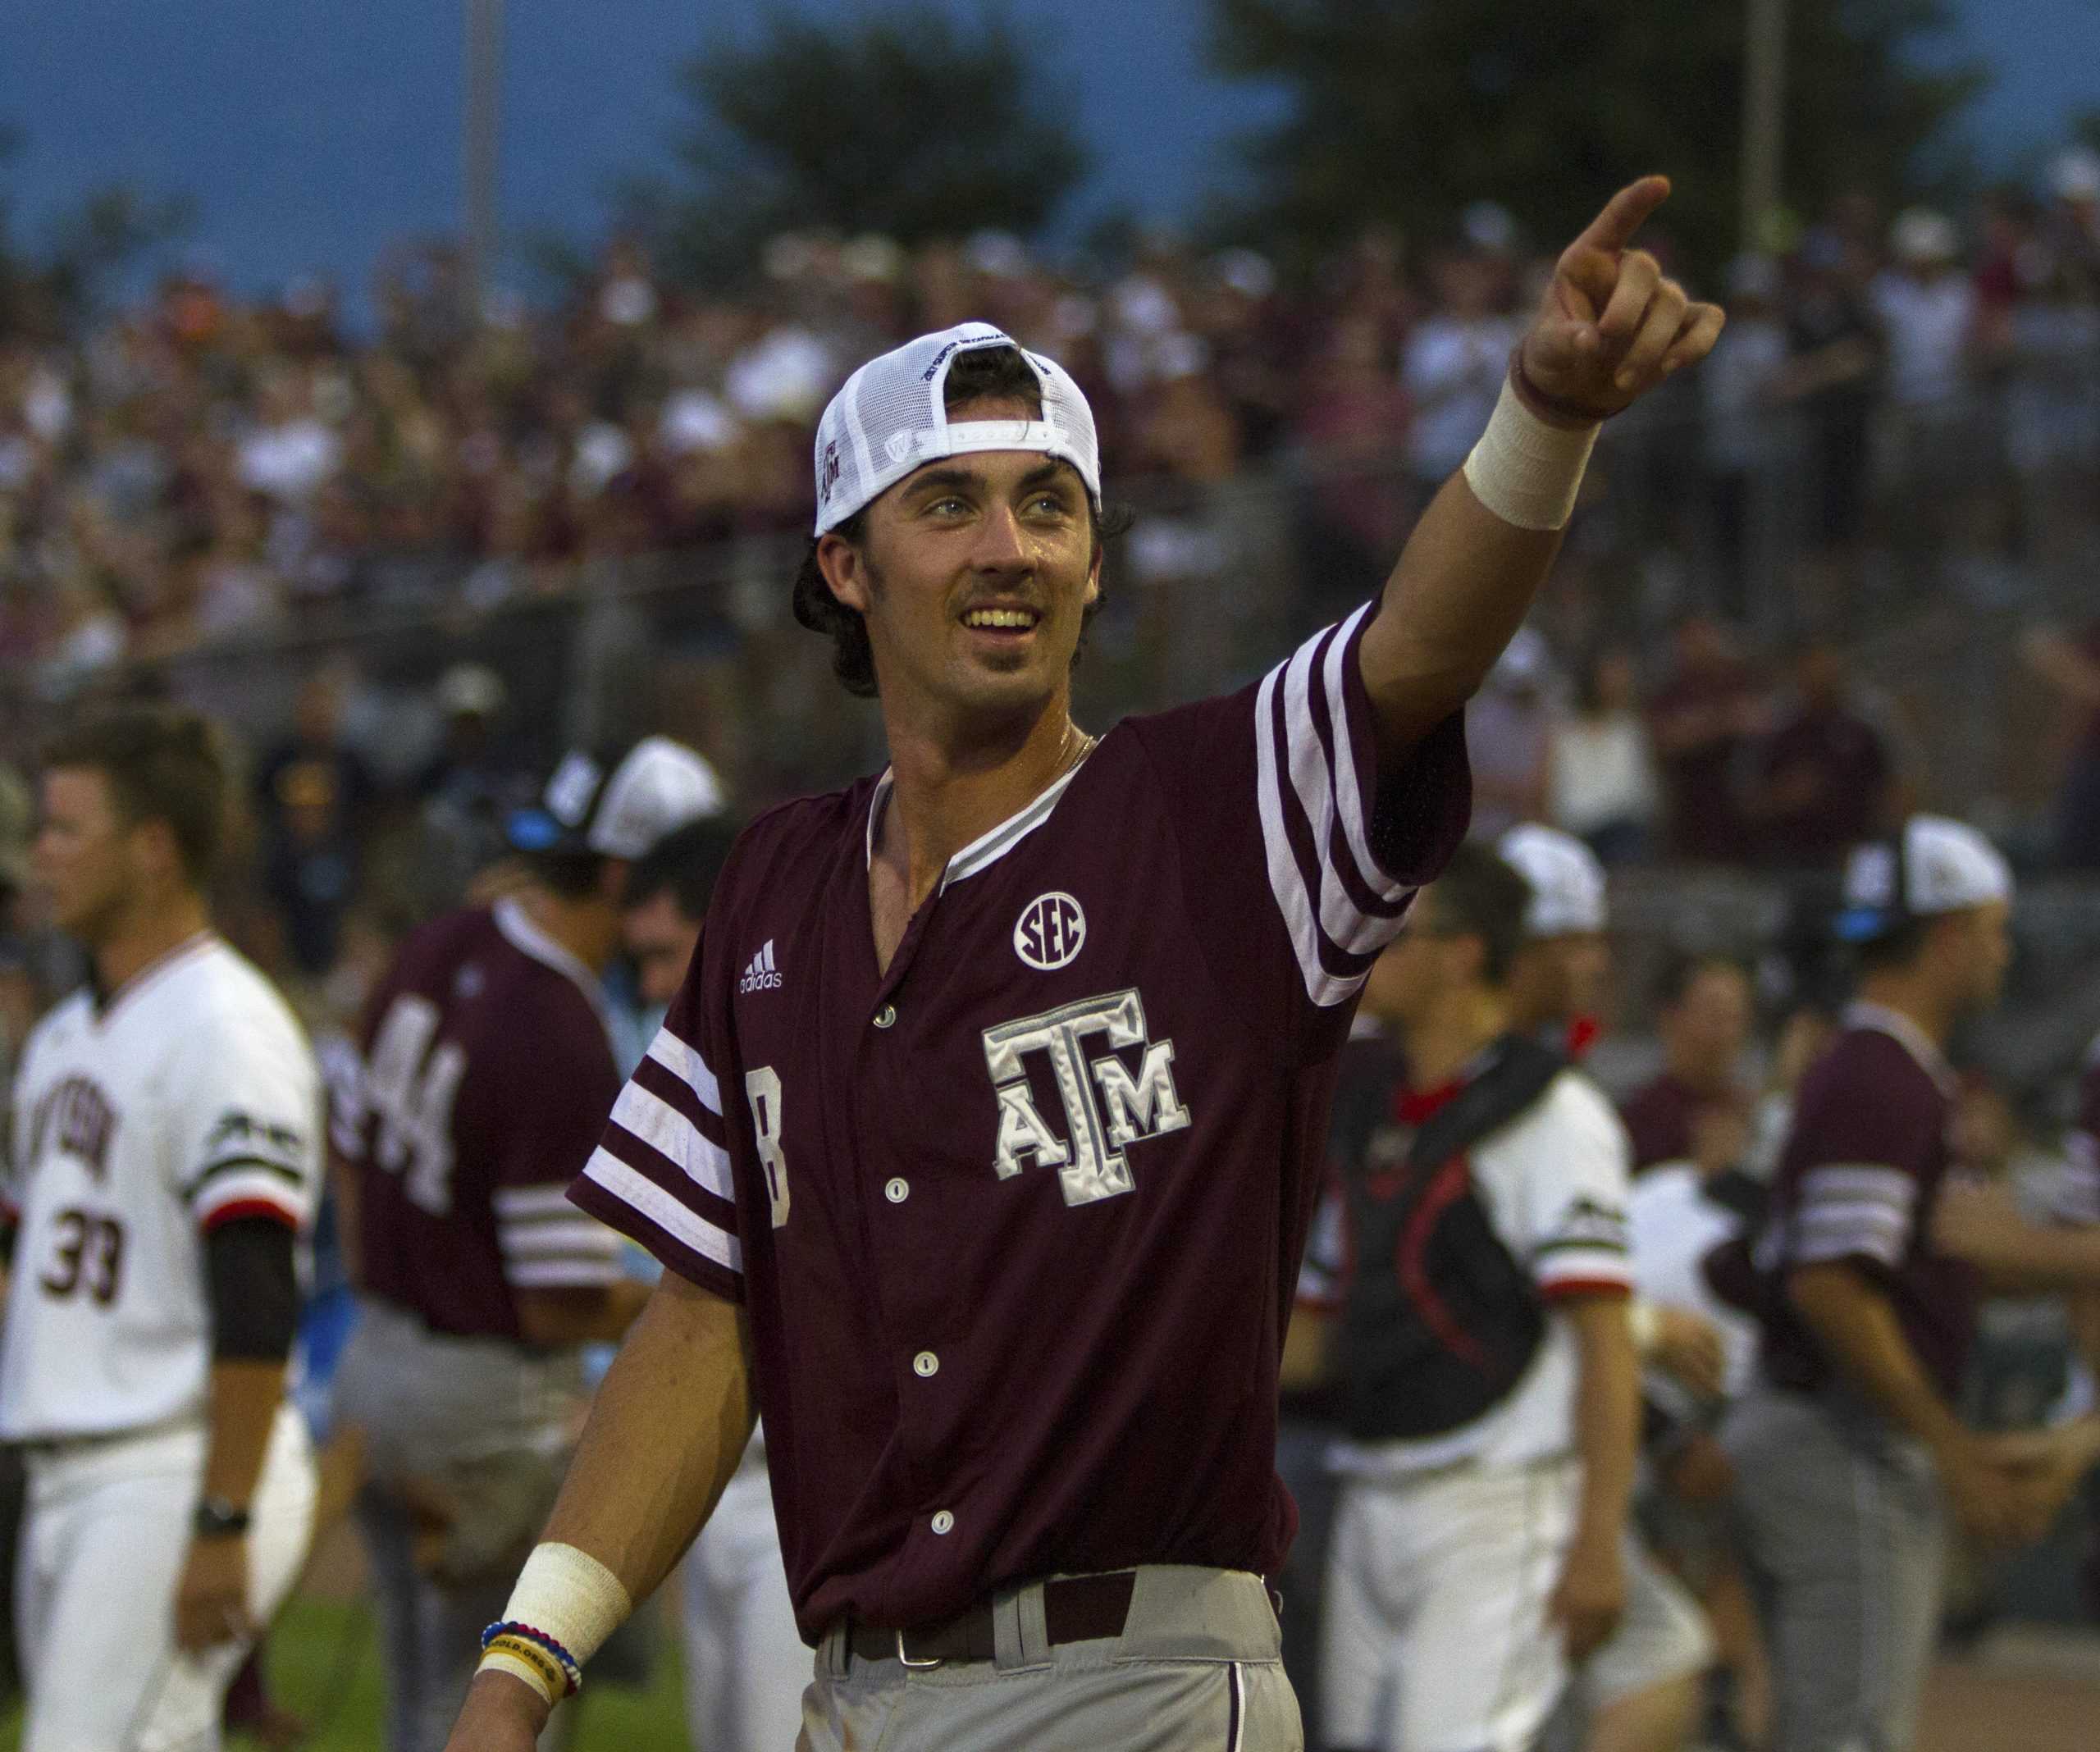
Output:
[981, 988, 1190, 1207]
[738, 940, 783, 993]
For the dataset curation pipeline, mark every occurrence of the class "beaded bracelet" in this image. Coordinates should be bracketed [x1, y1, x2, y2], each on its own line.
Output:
[481, 1635, 569, 1703]
[482, 1620, 582, 1696]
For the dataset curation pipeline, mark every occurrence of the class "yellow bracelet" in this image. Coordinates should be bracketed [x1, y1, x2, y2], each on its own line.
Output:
[479, 1636, 567, 1704]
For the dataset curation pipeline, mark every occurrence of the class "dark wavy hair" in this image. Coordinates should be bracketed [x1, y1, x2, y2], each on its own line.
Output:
[792, 346, 1132, 697]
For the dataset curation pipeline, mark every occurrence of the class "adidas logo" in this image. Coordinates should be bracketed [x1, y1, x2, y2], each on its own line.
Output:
[738, 939, 783, 993]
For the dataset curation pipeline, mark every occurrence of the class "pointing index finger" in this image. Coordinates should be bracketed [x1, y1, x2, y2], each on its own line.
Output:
[1573, 176, 1673, 257]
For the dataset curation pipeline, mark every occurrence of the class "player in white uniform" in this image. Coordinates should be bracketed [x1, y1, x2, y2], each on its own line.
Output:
[1295, 845, 1642, 1752]
[1499, 825, 1715, 1752]
[0, 708, 320, 1752]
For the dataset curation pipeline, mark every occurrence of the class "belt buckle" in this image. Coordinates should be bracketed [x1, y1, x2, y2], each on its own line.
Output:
[895, 1627, 943, 1671]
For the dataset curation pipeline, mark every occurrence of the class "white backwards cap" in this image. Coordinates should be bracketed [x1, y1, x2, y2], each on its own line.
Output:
[1500, 824, 1608, 938]
[1837, 814, 2011, 941]
[508, 736, 725, 862]
[812, 322, 1102, 536]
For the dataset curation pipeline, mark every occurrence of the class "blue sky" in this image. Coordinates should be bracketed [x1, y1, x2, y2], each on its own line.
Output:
[2, 0, 2094, 307]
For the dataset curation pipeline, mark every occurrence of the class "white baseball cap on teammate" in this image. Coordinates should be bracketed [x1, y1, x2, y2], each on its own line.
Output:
[1836, 813, 2012, 940]
[1500, 823, 1609, 938]
[811, 322, 1102, 536]
[508, 736, 725, 861]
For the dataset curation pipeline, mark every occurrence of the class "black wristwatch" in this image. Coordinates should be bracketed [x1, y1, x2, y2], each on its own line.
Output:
[193, 1496, 251, 1538]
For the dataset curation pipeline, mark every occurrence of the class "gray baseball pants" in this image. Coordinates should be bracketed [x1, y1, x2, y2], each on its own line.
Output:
[1721, 1388, 1944, 1752]
[801, 1565, 1302, 1751]
[331, 1298, 588, 1752]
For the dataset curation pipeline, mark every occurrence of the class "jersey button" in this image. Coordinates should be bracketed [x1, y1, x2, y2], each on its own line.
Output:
[930, 1510, 955, 1535]
[874, 1005, 897, 1029]
[912, 1350, 939, 1378]
[885, 1178, 910, 1204]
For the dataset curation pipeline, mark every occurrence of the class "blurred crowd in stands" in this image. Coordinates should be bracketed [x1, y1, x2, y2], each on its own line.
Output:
[5, 143, 2100, 901]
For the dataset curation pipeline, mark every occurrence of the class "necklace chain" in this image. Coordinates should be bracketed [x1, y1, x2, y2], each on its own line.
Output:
[1058, 721, 1097, 778]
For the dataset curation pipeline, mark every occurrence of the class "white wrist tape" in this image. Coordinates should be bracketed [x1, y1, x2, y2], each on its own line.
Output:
[477, 1542, 633, 1702]
[1462, 376, 1600, 531]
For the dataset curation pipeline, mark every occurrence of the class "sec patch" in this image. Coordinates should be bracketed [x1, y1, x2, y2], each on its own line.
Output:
[1014, 892, 1085, 971]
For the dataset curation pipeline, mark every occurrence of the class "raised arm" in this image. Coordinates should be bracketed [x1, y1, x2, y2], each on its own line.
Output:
[1361, 178, 1724, 758]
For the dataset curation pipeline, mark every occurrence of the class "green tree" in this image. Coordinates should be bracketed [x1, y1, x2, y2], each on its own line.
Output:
[1208, 0, 1985, 273]
[653, 5, 1086, 282]
[0, 123, 31, 335]
[39, 187, 195, 324]
[0, 124, 193, 338]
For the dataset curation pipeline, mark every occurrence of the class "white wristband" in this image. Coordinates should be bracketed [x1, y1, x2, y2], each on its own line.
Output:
[477, 1541, 634, 1699]
[1462, 375, 1600, 531]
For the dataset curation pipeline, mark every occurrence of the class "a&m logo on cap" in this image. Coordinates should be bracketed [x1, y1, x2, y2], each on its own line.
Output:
[1014, 892, 1086, 971]
[819, 439, 842, 505]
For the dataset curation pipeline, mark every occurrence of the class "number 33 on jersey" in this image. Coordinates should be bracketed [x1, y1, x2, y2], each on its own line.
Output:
[0, 937, 322, 1442]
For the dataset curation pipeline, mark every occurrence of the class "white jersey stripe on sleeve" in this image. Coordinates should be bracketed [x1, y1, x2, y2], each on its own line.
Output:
[1536, 1248, 1636, 1291]
[1256, 606, 1419, 1007]
[498, 1218, 625, 1261]
[580, 1147, 742, 1276]
[192, 1169, 306, 1229]
[1280, 628, 1389, 954]
[508, 1258, 623, 1289]
[1795, 1201, 1911, 1243]
[491, 1184, 581, 1220]
[1798, 1164, 1918, 1215]
[1315, 604, 1413, 909]
[1292, 641, 1409, 952]
[646, 1025, 720, 1117]
[609, 1083, 735, 1202]
[1792, 1219, 1906, 1269]
[1256, 664, 1358, 1008]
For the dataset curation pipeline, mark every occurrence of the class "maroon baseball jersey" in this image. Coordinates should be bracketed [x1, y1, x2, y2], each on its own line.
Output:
[1752, 1001, 1977, 1398]
[1754, 707, 1891, 865]
[572, 603, 1471, 1635]
[1618, 1071, 1701, 1173]
[336, 899, 625, 1340]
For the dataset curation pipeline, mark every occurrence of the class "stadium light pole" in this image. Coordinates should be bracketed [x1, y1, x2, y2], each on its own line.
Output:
[1741, 0, 1787, 253]
[463, 0, 505, 312]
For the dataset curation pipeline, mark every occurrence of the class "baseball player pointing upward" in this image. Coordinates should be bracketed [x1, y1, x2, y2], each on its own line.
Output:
[450, 178, 1722, 1750]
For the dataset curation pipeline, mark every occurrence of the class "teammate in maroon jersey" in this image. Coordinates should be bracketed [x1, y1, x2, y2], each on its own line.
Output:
[331, 737, 718, 1752]
[1725, 815, 2100, 1752]
[451, 179, 1723, 1750]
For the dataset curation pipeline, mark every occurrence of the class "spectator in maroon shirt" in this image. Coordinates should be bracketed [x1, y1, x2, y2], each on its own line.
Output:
[1620, 952, 1754, 1174]
[1647, 617, 1765, 862]
[1742, 642, 1895, 867]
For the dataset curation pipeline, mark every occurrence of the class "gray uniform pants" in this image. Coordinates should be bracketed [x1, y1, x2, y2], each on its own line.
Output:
[331, 1299, 587, 1752]
[802, 1565, 1301, 1751]
[1721, 1389, 1944, 1752]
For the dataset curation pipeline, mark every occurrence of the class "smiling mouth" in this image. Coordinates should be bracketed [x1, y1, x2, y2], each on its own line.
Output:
[961, 607, 1042, 632]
